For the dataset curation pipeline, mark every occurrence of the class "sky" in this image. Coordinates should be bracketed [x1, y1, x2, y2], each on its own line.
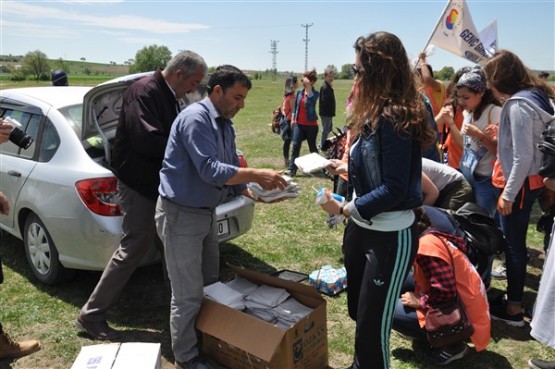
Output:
[1, 0, 554, 74]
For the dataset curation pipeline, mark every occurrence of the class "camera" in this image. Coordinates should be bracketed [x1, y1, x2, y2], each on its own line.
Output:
[3, 116, 33, 149]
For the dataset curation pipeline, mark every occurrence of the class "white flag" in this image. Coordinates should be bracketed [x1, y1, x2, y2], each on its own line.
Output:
[479, 20, 498, 58]
[428, 0, 491, 65]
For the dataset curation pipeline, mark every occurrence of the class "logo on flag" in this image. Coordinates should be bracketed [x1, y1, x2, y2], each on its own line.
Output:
[426, 0, 496, 65]
[446, 9, 459, 30]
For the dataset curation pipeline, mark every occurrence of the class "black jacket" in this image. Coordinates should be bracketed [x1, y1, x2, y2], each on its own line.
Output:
[318, 80, 336, 117]
[112, 69, 179, 200]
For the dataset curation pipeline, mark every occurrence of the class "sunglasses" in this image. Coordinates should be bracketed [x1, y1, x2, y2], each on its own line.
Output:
[351, 64, 363, 76]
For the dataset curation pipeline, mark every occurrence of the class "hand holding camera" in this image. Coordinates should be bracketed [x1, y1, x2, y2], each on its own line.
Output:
[1, 116, 34, 149]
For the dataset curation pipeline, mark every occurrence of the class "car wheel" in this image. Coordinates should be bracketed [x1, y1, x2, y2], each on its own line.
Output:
[23, 213, 75, 285]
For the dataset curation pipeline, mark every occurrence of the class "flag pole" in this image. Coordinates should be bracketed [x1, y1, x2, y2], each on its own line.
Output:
[422, 0, 453, 53]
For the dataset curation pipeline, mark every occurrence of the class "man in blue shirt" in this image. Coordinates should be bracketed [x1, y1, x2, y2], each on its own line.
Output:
[155, 65, 287, 369]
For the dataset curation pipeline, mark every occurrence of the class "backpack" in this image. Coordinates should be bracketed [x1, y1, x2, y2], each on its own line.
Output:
[321, 127, 347, 160]
[538, 119, 555, 177]
[512, 90, 555, 177]
[271, 106, 283, 134]
[447, 202, 506, 256]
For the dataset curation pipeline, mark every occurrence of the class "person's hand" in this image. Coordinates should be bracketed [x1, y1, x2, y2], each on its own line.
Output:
[461, 122, 483, 139]
[255, 169, 288, 191]
[325, 159, 347, 175]
[0, 118, 14, 144]
[438, 105, 454, 122]
[497, 195, 513, 216]
[545, 177, 555, 191]
[319, 189, 342, 215]
[418, 52, 427, 64]
[400, 291, 420, 309]
[485, 124, 498, 141]
[0, 191, 9, 216]
[242, 188, 286, 203]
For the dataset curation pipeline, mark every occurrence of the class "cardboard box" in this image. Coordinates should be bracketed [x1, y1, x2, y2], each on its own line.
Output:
[196, 264, 328, 369]
[71, 342, 161, 369]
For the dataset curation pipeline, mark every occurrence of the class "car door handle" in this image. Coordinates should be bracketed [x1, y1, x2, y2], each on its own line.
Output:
[7, 170, 21, 177]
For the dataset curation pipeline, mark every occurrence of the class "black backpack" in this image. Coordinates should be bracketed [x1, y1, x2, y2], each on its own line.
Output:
[512, 89, 555, 177]
[271, 106, 283, 134]
[538, 119, 555, 177]
[447, 203, 506, 256]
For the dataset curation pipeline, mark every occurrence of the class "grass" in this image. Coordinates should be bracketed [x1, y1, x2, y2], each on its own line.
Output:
[1, 77, 555, 369]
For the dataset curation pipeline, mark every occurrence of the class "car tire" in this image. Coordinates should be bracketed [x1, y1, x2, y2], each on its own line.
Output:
[23, 213, 75, 285]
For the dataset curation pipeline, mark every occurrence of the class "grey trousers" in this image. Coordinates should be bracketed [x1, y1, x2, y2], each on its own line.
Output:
[320, 115, 334, 147]
[80, 182, 162, 321]
[155, 196, 219, 363]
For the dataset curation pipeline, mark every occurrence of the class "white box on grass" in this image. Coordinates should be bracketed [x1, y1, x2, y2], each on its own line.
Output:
[71, 342, 161, 369]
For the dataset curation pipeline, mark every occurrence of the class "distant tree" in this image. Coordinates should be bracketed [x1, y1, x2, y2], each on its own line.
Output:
[337, 63, 353, 80]
[435, 66, 455, 81]
[22, 50, 50, 82]
[54, 57, 69, 73]
[129, 44, 172, 73]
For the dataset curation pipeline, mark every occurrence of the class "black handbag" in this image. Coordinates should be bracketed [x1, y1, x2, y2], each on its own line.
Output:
[425, 237, 474, 348]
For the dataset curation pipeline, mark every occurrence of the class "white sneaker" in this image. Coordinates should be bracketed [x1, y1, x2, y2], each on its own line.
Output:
[491, 263, 507, 280]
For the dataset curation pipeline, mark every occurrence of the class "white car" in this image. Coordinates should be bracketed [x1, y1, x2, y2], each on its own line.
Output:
[0, 74, 254, 285]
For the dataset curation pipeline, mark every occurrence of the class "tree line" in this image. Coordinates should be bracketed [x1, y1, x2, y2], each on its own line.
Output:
[4, 44, 551, 83]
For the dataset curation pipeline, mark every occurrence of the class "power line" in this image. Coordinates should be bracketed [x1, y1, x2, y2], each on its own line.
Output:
[269, 40, 279, 81]
[301, 23, 313, 72]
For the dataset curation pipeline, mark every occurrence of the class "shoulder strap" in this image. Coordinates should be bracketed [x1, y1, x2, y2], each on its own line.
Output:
[487, 105, 494, 125]
[434, 235, 459, 299]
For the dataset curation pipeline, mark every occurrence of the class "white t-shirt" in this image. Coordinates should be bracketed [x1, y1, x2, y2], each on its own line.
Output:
[462, 104, 501, 177]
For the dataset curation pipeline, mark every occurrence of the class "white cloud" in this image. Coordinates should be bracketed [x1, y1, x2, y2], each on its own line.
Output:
[2, 1, 210, 34]
[119, 37, 164, 45]
[1, 20, 77, 39]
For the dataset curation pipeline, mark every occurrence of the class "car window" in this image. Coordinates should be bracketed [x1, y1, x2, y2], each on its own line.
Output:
[38, 119, 60, 162]
[0, 108, 38, 158]
[59, 104, 83, 137]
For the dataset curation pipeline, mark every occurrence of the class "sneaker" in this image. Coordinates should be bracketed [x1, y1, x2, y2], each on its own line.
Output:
[284, 169, 296, 177]
[529, 358, 555, 369]
[429, 342, 468, 365]
[0, 332, 41, 359]
[176, 356, 212, 369]
[490, 302, 525, 327]
[491, 263, 507, 280]
[75, 316, 122, 340]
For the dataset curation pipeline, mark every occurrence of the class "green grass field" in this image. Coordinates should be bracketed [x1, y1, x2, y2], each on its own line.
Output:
[0, 77, 554, 369]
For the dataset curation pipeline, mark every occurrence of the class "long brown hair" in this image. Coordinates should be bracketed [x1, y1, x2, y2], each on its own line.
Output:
[483, 49, 555, 99]
[350, 32, 435, 148]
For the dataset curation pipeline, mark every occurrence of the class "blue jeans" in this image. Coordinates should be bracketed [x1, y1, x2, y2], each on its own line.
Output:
[280, 119, 292, 161]
[500, 179, 542, 305]
[469, 174, 499, 220]
[392, 274, 427, 341]
[288, 124, 319, 172]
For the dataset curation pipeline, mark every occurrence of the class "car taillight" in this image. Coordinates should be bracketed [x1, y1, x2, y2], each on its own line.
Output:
[237, 149, 248, 168]
[75, 177, 122, 216]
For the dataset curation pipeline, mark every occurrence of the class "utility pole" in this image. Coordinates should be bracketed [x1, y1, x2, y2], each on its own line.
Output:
[269, 40, 279, 81]
[301, 23, 313, 72]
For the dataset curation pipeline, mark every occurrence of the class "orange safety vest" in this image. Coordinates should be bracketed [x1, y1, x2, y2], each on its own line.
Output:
[414, 234, 491, 352]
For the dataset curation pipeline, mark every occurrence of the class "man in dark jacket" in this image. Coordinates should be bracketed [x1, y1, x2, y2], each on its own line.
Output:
[319, 68, 336, 148]
[76, 50, 207, 340]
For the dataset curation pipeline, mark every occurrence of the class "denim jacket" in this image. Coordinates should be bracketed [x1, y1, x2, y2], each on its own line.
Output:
[346, 116, 423, 223]
[293, 88, 319, 122]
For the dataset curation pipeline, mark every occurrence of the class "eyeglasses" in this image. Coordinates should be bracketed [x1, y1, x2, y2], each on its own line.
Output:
[351, 64, 363, 76]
